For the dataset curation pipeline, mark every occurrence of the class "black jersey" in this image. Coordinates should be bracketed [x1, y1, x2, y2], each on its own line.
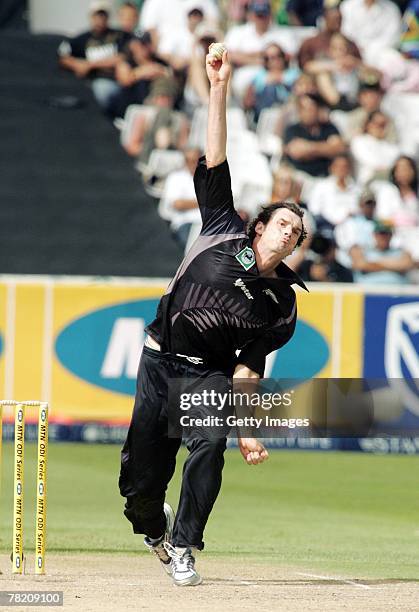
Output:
[58, 29, 130, 79]
[146, 157, 307, 377]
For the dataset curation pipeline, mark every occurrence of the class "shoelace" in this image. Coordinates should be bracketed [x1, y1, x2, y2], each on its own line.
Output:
[163, 542, 195, 571]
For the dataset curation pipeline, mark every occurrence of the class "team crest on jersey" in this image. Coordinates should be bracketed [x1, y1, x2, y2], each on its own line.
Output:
[235, 246, 256, 271]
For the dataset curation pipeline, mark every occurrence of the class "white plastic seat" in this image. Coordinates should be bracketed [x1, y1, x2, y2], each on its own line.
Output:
[120, 104, 157, 147]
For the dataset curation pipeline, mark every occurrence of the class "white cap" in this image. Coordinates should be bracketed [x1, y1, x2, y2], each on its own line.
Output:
[89, 1, 111, 14]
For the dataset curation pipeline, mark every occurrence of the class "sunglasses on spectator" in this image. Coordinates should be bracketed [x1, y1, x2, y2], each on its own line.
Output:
[264, 53, 284, 61]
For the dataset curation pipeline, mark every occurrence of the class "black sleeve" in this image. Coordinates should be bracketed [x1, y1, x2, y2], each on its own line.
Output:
[324, 122, 340, 137]
[193, 156, 245, 236]
[283, 123, 298, 145]
[236, 298, 297, 377]
[57, 32, 88, 58]
[117, 31, 132, 52]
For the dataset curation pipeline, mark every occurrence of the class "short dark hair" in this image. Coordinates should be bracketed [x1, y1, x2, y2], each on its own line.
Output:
[121, 2, 138, 9]
[247, 201, 307, 247]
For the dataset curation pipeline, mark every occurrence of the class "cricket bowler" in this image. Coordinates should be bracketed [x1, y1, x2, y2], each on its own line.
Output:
[119, 49, 307, 587]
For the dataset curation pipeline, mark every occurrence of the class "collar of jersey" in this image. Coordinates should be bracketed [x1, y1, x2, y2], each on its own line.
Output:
[247, 243, 308, 292]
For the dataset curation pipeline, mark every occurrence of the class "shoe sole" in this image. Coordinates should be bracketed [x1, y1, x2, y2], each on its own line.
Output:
[161, 503, 175, 575]
[173, 575, 203, 587]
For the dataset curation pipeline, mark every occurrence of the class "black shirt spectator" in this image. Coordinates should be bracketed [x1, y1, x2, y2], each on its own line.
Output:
[283, 93, 346, 177]
[58, 4, 130, 112]
[286, 0, 323, 26]
[299, 235, 354, 282]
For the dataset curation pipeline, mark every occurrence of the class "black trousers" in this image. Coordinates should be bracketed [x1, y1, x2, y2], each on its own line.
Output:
[119, 345, 232, 550]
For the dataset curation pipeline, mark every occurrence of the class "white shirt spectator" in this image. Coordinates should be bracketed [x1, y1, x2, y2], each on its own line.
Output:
[158, 168, 202, 231]
[350, 134, 401, 184]
[140, 0, 219, 36]
[308, 175, 360, 226]
[225, 22, 298, 98]
[335, 214, 376, 267]
[340, 0, 401, 56]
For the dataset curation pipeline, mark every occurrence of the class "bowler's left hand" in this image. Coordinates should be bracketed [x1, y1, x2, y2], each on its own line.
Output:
[238, 437, 269, 465]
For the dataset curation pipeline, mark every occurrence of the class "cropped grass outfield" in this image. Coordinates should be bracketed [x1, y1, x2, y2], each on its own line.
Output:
[0, 444, 418, 579]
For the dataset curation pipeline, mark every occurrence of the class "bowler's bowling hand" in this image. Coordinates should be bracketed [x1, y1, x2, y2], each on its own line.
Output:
[206, 49, 231, 87]
[238, 437, 269, 465]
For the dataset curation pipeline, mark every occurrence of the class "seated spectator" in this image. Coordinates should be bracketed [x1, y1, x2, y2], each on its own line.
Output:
[373, 156, 419, 259]
[157, 6, 206, 72]
[109, 31, 170, 118]
[298, 5, 361, 71]
[140, 0, 219, 57]
[183, 21, 223, 113]
[274, 72, 320, 137]
[298, 234, 354, 282]
[272, 165, 316, 271]
[158, 148, 202, 247]
[369, 47, 419, 93]
[271, 164, 303, 203]
[334, 188, 377, 267]
[340, 0, 402, 57]
[345, 82, 398, 142]
[57, 1, 129, 113]
[243, 43, 299, 122]
[350, 220, 413, 284]
[282, 93, 346, 177]
[308, 153, 360, 230]
[118, 2, 140, 33]
[350, 110, 401, 183]
[390, 156, 419, 224]
[306, 33, 380, 110]
[225, 0, 298, 100]
[286, 0, 323, 27]
[124, 77, 189, 158]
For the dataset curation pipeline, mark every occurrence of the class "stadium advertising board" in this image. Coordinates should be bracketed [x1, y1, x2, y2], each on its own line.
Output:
[0, 279, 417, 451]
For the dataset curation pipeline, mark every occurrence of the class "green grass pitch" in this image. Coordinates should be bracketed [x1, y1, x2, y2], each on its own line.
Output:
[0, 443, 418, 578]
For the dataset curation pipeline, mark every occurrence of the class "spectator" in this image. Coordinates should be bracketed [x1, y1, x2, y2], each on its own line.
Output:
[58, 1, 129, 113]
[140, 0, 219, 56]
[373, 156, 419, 258]
[306, 33, 380, 110]
[345, 82, 398, 142]
[124, 77, 189, 159]
[109, 31, 169, 117]
[350, 110, 401, 183]
[340, 0, 402, 57]
[282, 93, 346, 178]
[158, 148, 202, 247]
[308, 153, 360, 230]
[298, 5, 361, 70]
[298, 234, 354, 282]
[118, 2, 140, 33]
[273, 72, 321, 137]
[370, 47, 419, 93]
[286, 0, 323, 26]
[243, 43, 299, 122]
[184, 21, 223, 113]
[272, 165, 316, 271]
[225, 0, 298, 100]
[350, 220, 413, 284]
[157, 7, 206, 72]
[335, 188, 377, 267]
[271, 164, 303, 203]
[389, 156, 419, 225]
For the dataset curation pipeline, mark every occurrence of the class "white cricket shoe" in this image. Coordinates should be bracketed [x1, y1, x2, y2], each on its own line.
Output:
[164, 542, 202, 586]
[143, 502, 175, 575]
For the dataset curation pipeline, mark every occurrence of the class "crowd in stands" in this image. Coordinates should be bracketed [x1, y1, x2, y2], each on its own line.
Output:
[57, 0, 419, 284]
